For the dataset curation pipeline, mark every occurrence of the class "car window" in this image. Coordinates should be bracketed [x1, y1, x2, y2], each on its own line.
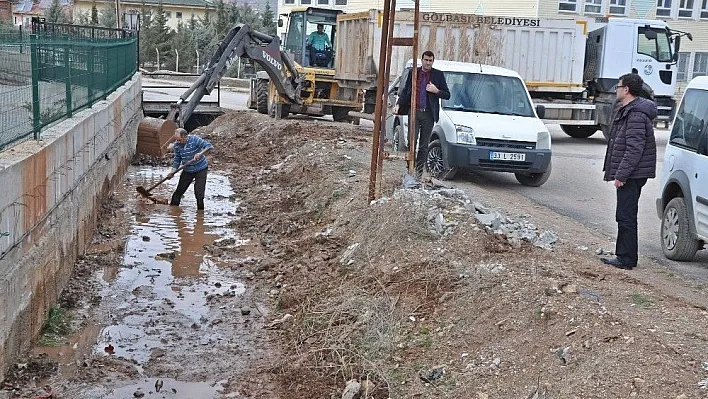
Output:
[670, 88, 708, 154]
[441, 72, 534, 117]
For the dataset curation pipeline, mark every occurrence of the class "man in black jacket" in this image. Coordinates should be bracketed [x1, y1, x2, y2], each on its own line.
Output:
[394, 51, 451, 177]
[601, 73, 657, 270]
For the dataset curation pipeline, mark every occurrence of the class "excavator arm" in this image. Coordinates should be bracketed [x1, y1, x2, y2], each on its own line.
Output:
[168, 24, 304, 127]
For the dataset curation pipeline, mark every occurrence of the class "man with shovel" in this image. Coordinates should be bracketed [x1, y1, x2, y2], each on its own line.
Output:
[167, 128, 213, 211]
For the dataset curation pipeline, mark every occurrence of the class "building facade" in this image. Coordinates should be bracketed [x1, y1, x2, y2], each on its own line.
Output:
[73, 0, 215, 31]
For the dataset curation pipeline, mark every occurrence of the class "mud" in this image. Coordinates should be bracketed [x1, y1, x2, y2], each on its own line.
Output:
[4, 110, 708, 399]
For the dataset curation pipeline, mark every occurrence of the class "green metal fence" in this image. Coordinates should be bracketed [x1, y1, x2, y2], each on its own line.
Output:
[0, 19, 137, 150]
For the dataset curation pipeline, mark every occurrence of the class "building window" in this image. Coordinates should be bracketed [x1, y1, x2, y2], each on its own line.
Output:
[558, 0, 577, 11]
[679, 0, 694, 17]
[693, 52, 708, 77]
[317, 0, 329, 4]
[176, 11, 182, 18]
[701, 0, 708, 17]
[656, 0, 673, 16]
[609, 0, 627, 14]
[334, 0, 347, 4]
[301, 0, 312, 4]
[585, 0, 603, 13]
[284, 0, 295, 4]
[165, 11, 171, 18]
[677, 52, 690, 81]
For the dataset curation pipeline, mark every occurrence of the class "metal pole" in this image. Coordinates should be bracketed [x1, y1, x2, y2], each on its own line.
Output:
[196, 49, 200, 73]
[368, 0, 392, 202]
[375, 0, 397, 198]
[156, 47, 159, 70]
[64, 34, 72, 117]
[175, 48, 179, 72]
[30, 33, 41, 139]
[408, 0, 420, 175]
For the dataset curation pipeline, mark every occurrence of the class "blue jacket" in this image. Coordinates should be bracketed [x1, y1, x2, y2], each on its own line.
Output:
[173, 135, 213, 173]
[397, 67, 451, 122]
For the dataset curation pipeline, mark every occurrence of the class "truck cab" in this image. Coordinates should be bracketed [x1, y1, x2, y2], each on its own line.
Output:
[280, 7, 341, 68]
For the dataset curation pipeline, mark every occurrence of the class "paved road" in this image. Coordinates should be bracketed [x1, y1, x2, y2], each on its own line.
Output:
[453, 125, 708, 280]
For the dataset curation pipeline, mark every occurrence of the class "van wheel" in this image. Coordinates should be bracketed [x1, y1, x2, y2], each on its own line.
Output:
[661, 197, 700, 261]
[515, 160, 552, 187]
[427, 139, 457, 180]
[392, 123, 407, 152]
[560, 125, 598, 138]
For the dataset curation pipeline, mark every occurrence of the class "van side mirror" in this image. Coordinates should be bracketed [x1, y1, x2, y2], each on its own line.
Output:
[536, 105, 546, 119]
[278, 19, 283, 27]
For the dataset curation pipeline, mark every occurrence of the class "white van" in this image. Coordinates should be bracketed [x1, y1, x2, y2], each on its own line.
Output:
[386, 60, 552, 186]
[656, 77, 708, 261]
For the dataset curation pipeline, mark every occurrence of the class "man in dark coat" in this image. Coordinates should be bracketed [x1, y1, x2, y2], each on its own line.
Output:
[601, 73, 657, 269]
[394, 50, 451, 177]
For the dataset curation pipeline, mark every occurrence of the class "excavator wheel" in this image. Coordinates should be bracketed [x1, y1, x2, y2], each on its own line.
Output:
[256, 79, 268, 115]
[136, 117, 177, 157]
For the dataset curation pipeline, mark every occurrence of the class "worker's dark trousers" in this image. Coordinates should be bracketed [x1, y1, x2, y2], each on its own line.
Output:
[414, 108, 434, 177]
[615, 178, 647, 265]
[170, 168, 208, 210]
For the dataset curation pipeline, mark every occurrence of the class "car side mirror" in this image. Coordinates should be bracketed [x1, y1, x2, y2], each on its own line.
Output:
[536, 105, 546, 119]
[278, 19, 283, 27]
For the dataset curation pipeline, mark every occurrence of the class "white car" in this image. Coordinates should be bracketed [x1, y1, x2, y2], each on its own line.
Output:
[385, 60, 552, 186]
[656, 77, 708, 261]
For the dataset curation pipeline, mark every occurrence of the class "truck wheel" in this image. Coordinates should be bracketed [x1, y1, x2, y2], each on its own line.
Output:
[515, 160, 552, 187]
[332, 106, 352, 123]
[661, 197, 700, 261]
[427, 139, 457, 180]
[560, 125, 598, 138]
[392, 123, 407, 152]
[256, 79, 268, 114]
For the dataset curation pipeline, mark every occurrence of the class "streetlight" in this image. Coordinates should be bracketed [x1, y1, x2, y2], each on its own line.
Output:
[123, 10, 140, 31]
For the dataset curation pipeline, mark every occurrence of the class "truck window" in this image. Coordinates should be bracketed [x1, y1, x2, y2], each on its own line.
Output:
[637, 27, 672, 63]
[285, 13, 305, 56]
[670, 88, 708, 152]
[442, 72, 535, 118]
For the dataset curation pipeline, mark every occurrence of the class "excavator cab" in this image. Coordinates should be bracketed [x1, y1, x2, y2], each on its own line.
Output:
[283, 7, 341, 68]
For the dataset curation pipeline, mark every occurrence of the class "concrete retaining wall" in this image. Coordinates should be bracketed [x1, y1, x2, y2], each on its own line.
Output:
[0, 74, 142, 381]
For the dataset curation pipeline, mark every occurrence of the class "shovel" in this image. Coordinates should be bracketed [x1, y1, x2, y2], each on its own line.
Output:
[136, 159, 196, 198]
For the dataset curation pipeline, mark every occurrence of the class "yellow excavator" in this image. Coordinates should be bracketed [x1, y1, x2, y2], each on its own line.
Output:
[137, 7, 363, 155]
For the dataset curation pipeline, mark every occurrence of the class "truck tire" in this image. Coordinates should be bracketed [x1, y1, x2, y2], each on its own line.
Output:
[515, 160, 552, 187]
[427, 139, 457, 180]
[332, 106, 352, 123]
[256, 79, 268, 114]
[560, 125, 598, 138]
[661, 197, 701, 261]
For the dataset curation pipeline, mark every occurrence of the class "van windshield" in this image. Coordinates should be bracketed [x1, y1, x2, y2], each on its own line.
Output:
[441, 72, 535, 118]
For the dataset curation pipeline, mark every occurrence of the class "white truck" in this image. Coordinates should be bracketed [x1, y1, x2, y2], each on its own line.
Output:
[335, 11, 691, 139]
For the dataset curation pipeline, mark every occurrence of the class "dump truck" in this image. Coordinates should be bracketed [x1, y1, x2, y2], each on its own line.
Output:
[334, 11, 692, 139]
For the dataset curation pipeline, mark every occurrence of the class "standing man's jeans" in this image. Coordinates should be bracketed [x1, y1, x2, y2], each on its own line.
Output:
[170, 167, 208, 210]
[414, 108, 434, 176]
[615, 178, 647, 265]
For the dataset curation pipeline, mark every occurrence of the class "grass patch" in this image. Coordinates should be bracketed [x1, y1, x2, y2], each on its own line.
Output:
[629, 293, 653, 309]
[38, 306, 71, 346]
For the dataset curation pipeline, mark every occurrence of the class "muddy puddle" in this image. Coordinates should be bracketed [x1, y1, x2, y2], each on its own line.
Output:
[30, 166, 268, 398]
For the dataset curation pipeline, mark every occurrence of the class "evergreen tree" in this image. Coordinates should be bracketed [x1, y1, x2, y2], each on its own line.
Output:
[169, 21, 196, 72]
[138, 4, 154, 67]
[91, 3, 99, 25]
[261, 2, 275, 36]
[74, 9, 90, 25]
[214, 0, 229, 39]
[152, 1, 174, 69]
[44, 0, 67, 23]
[98, 4, 116, 28]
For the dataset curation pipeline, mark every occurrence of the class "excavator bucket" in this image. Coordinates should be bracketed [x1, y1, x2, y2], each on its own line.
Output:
[136, 117, 177, 157]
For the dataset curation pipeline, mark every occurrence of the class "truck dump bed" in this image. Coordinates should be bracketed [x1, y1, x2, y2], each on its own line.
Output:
[335, 11, 587, 94]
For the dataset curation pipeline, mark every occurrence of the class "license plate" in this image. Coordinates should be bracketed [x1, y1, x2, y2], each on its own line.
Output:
[489, 152, 526, 162]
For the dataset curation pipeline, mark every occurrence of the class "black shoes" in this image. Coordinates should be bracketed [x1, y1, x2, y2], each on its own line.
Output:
[601, 257, 636, 270]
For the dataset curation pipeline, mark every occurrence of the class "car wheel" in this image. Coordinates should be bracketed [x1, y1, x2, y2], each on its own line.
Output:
[661, 197, 700, 261]
[515, 159, 552, 187]
[392, 123, 407, 152]
[560, 125, 598, 138]
[427, 139, 457, 180]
